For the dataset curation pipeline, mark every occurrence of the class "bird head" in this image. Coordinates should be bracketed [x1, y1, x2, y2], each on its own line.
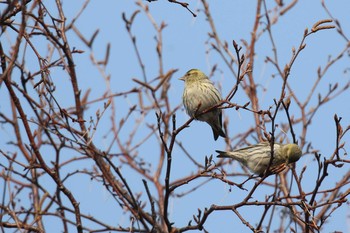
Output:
[284, 144, 302, 163]
[179, 69, 207, 84]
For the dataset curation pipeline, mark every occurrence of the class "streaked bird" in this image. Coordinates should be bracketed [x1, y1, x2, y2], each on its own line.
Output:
[180, 69, 226, 140]
[216, 142, 302, 175]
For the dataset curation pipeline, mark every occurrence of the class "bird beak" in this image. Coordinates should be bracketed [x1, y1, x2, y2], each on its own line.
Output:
[179, 76, 185, 81]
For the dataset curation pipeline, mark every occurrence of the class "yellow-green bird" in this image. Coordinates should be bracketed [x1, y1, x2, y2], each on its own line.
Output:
[216, 142, 302, 175]
[180, 69, 226, 140]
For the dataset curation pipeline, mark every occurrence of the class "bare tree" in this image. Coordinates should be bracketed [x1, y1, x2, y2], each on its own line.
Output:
[1, 0, 349, 232]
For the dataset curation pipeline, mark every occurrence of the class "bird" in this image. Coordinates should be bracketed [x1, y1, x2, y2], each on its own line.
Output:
[179, 69, 226, 140]
[216, 142, 302, 176]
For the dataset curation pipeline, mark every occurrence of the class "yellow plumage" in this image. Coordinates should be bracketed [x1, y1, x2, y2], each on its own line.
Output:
[180, 69, 226, 140]
[216, 142, 302, 175]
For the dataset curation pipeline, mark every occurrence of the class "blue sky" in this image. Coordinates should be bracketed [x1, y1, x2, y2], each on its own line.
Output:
[1, 1, 350, 232]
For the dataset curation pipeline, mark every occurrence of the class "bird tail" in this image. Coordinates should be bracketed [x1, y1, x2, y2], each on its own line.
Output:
[216, 150, 227, 158]
[216, 150, 234, 158]
[216, 150, 244, 164]
[212, 126, 226, 141]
